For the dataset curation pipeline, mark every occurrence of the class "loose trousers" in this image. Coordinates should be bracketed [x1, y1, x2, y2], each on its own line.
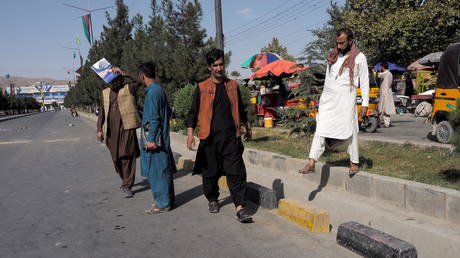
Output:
[114, 156, 136, 189]
[203, 174, 247, 207]
[147, 175, 175, 208]
[308, 129, 359, 164]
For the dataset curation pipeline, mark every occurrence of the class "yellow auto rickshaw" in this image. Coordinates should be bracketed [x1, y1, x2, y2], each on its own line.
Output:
[431, 42, 460, 143]
[356, 71, 380, 132]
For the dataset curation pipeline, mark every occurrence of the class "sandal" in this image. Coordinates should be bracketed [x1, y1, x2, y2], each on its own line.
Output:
[298, 160, 315, 174]
[145, 204, 170, 214]
[236, 209, 252, 223]
[349, 162, 360, 177]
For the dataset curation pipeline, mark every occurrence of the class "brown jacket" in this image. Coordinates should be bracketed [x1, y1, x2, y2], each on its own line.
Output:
[197, 77, 241, 139]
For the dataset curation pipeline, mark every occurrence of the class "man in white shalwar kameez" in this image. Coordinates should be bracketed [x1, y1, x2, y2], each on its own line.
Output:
[299, 28, 369, 176]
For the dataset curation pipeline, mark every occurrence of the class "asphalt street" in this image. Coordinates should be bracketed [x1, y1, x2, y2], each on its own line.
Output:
[0, 111, 358, 258]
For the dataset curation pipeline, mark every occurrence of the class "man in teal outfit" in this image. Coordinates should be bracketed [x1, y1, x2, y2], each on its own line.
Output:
[138, 62, 176, 213]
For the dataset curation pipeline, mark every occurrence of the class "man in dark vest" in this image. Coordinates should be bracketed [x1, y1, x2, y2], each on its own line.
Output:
[186, 48, 252, 223]
[96, 67, 142, 198]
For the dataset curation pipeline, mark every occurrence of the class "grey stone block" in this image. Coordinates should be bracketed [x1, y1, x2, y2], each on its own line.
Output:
[446, 190, 460, 225]
[246, 182, 277, 209]
[258, 151, 273, 168]
[172, 152, 182, 163]
[405, 182, 446, 219]
[248, 150, 258, 165]
[286, 158, 307, 177]
[272, 155, 287, 173]
[328, 166, 346, 189]
[345, 172, 373, 197]
[373, 176, 406, 207]
[337, 221, 417, 258]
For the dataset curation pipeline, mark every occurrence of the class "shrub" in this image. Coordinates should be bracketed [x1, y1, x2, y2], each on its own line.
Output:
[172, 83, 196, 131]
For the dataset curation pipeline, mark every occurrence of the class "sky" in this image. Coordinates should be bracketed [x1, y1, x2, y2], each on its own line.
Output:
[0, 0, 344, 81]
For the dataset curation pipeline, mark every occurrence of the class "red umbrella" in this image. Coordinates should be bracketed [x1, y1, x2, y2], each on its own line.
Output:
[250, 60, 307, 80]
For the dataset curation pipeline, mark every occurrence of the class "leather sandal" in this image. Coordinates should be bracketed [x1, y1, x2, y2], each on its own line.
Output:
[145, 204, 170, 214]
[299, 160, 315, 174]
[349, 162, 360, 177]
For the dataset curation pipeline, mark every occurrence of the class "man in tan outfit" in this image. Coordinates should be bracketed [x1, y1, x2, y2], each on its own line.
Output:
[377, 62, 396, 128]
[96, 67, 143, 198]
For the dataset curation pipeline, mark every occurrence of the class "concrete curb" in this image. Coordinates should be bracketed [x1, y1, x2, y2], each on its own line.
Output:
[0, 112, 40, 122]
[170, 131, 460, 226]
[337, 221, 417, 258]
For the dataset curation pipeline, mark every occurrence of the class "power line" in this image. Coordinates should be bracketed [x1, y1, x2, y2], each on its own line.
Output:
[225, 0, 312, 39]
[225, 1, 328, 46]
[225, 0, 324, 44]
[225, 0, 295, 34]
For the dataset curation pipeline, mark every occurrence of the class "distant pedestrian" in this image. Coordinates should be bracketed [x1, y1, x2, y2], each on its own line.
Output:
[186, 48, 253, 223]
[138, 62, 176, 214]
[298, 28, 370, 176]
[377, 62, 396, 127]
[96, 67, 142, 198]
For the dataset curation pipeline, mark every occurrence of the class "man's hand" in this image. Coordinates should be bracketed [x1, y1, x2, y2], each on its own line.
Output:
[111, 67, 124, 76]
[144, 141, 157, 151]
[96, 131, 104, 142]
[187, 135, 196, 151]
[360, 106, 369, 117]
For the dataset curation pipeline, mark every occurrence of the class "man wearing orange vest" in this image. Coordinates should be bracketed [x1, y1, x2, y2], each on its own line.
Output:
[97, 68, 143, 198]
[186, 48, 252, 223]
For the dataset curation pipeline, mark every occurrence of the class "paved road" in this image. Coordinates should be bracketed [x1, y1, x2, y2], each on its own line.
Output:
[359, 113, 451, 148]
[0, 111, 358, 258]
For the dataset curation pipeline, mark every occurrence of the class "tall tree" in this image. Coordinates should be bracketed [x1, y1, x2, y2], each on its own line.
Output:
[344, 0, 460, 66]
[261, 37, 294, 61]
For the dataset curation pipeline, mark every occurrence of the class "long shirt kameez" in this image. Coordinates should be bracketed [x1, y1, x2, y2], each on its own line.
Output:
[187, 82, 248, 178]
[377, 70, 396, 115]
[97, 83, 141, 161]
[140, 82, 176, 208]
[315, 52, 370, 140]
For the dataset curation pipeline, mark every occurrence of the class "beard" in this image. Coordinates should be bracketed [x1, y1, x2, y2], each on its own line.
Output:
[338, 45, 351, 55]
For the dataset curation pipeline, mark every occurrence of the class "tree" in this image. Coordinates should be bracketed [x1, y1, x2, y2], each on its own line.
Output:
[344, 0, 460, 66]
[230, 71, 240, 78]
[261, 37, 295, 61]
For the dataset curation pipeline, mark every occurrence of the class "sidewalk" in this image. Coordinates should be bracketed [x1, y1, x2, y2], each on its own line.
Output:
[0, 112, 39, 122]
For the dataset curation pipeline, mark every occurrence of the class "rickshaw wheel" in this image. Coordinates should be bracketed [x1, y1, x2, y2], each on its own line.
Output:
[363, 116, 378, 133]
[436, 121, 453, 144]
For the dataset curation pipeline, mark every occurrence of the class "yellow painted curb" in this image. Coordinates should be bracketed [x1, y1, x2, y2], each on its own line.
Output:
[218, 176, 229, 191]
[177, 157, 194, 171]
[278, 198, 330, 233]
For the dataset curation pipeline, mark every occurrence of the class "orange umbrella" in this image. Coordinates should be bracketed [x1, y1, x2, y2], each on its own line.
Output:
[250, 60, 307, 80]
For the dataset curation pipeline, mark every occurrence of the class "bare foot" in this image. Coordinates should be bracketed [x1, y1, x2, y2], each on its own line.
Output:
[349, 162, 359, 177]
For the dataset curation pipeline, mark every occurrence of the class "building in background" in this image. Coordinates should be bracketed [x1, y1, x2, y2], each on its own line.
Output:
[5, 82, 70, 110]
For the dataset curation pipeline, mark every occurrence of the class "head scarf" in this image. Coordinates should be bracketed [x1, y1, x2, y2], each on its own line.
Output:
[327, 41, 361, 87]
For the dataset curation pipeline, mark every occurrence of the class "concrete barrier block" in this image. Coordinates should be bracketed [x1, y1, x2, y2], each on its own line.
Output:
[246, 182, 277, 209]
[172, 152, 182, 163]
[337, 221, 417, 258]
[328, 166, 347, 189]
[373, 176, 406, 207]
[272, 155, 287, 173]
[446, 190, 460, 225]
[405, 182, 446, 219]
[218, 176, 229, 191]
[278, 198, 330, 233]
[258, 151, 273, 168]
[177, 157, 194, 171]
[345, 172, 373, 197]
[286, 158, 307, 177]
[248, 150, 258, 166]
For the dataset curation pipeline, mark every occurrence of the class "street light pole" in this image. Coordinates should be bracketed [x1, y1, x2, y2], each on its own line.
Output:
[215, 0, 224, 50]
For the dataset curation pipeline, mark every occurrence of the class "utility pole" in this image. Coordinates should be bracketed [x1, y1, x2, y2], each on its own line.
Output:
[215, 0, 224, 50]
